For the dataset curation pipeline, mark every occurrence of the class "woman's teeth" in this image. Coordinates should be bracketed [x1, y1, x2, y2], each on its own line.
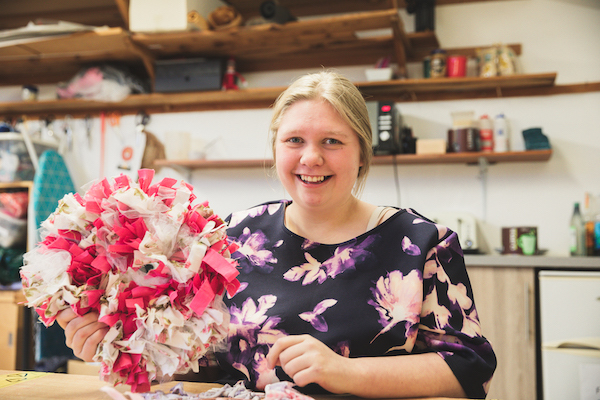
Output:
[300, 175, 326, 183]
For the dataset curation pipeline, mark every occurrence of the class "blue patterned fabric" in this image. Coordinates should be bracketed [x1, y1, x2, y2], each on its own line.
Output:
[32, 150, 75, 229]
[31, 149, 76, 365]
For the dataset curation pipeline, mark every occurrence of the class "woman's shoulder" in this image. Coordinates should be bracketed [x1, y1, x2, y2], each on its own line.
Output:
[376, 207, 450, 238]
[226, 200, 289, 230]
[374, 207, 435, 225]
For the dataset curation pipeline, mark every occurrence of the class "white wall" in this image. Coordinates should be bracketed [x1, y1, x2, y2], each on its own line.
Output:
[2, 0, 599, 256]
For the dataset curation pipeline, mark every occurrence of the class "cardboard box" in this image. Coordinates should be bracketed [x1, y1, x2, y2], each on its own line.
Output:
[129, 0, 224, 32]
[416, 139, 446, 155]
[130, 0, 188, 32]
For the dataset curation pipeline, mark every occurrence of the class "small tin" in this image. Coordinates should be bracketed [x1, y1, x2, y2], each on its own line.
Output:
[423, 56, 431, 78]
[430, 49, 447, 78]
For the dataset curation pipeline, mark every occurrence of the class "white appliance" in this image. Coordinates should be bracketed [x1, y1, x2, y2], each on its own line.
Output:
[428, 212, 482, 253]
[539, 270, 600, 400]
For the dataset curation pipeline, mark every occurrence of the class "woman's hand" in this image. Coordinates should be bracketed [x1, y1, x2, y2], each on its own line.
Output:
[56, 308, 109, 362]
[265, 334, 350, 394]
[266, 335, 467, 398]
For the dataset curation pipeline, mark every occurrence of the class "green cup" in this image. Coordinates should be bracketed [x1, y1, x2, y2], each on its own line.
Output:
[518, 232, 537, 255]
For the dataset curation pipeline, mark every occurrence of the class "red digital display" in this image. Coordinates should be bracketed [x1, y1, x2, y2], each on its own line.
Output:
[381, 105, 392, 112]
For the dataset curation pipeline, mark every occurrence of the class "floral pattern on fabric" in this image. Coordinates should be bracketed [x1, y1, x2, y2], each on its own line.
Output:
[283, 236, 377, 285]
[225, 295, 287, 385]
[219, 200, 496, 399]
[234, 227, 278, 273]
[368, 269, 422, 349]
[298, 299, 338, 332]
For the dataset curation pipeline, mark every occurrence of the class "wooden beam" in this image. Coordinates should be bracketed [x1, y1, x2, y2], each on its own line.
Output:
[390, 12, 409, 77]
[113, 0, 130, 29]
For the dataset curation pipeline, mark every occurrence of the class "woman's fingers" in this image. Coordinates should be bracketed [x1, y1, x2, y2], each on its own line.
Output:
[267, 335, 339, 388]
[61, 311, 108, 362]
[56, 308, 78, 330]
[266, 335, 306, 369]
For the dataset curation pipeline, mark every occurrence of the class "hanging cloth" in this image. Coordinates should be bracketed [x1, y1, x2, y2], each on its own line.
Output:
[31, 149, 76, 367]
[32, 149, 76, 231]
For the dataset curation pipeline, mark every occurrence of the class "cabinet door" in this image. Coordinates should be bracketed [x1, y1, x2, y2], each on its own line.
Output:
[539, 270, 600, 400]
[467, 266, 536, 400]
[0, 291, 33, 371]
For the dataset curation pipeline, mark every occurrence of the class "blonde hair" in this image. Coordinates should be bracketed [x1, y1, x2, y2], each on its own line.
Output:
[269, 71, 373, 195]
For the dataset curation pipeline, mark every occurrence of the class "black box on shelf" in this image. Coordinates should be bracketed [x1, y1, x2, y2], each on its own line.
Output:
[366, 100, 402, 155]
[154, 58, 223, 93]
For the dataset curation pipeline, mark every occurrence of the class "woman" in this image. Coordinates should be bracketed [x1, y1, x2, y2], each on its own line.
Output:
[58, 71, 496, 398]
[215, 71, 495, 398]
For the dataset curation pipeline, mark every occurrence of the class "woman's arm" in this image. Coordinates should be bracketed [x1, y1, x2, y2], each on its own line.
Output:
[56, 308, 109, 362]
[266, 334, 466, 398]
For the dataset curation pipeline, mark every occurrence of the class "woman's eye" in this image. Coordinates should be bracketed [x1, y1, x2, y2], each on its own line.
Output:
[325, 138, 342, 145]
[287, 137, 302, 143]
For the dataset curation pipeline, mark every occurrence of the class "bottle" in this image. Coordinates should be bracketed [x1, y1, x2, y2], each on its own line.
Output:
[583, 193, 595, 256]
[494, 113, 509, 152]
[479, 114, 494, 152]
[569, 202, 586, 256]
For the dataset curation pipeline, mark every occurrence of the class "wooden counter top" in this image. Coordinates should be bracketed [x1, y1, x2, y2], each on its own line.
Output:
[0, 370, 459, 400]
[465, 254, 600, 269]
[0, 370, 213, 400]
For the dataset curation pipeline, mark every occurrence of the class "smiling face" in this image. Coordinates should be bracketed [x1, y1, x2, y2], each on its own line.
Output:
[275, 99, 363, 213]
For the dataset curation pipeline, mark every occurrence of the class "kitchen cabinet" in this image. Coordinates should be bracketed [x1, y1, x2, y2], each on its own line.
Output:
[464, 256, 600, 400]
[0, 290, 33, 371]
[466, 264, 537, 400]
[0, 181, 35, 371]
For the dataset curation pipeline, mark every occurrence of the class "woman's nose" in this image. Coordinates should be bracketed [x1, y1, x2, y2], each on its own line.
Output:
[300, 144, 324, 167]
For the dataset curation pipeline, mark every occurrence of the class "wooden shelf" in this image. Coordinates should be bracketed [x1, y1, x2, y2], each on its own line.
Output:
[131, 9, 436, 75]
[0, 8, 516, 86]
[0, 27, 151, 86]
[224, 0, 504, 18]
[1, 73, 573, 118]
[153, 149, 552, 170]
[0, 181, 33, 190]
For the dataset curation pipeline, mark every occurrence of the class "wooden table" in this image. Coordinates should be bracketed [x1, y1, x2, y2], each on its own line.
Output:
[0, 370, 459, 400]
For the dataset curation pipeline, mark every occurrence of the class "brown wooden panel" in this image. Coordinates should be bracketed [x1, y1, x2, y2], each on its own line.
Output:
[132, 9, 400, 56]
[0, 0, 126, 30]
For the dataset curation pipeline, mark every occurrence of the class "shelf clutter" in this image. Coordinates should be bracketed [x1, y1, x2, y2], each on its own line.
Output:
[0, 0, 565, 174]
[0, 1, 598, 119]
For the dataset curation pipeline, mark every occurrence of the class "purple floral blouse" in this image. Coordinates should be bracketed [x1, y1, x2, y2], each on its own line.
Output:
[216, 200, 496, 399]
